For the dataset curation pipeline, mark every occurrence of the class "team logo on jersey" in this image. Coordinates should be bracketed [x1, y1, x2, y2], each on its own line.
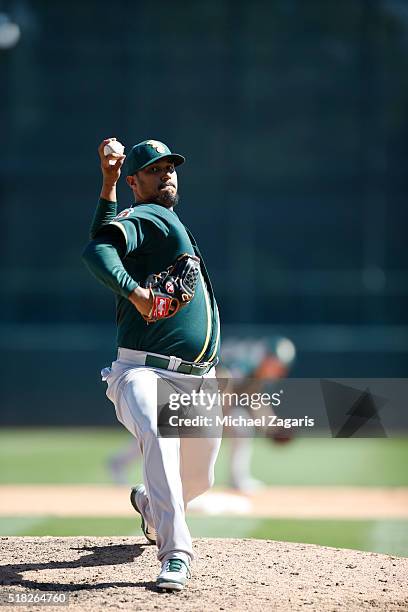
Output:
[114, 208, 132, 219]
[146, 140, 166, 154]
[165, 281, 175, 294]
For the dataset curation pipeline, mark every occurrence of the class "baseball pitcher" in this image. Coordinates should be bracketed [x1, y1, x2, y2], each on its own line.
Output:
[82, 138, 221, 591]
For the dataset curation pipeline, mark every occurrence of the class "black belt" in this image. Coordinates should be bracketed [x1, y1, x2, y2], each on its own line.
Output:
[144, 354, 217, 376]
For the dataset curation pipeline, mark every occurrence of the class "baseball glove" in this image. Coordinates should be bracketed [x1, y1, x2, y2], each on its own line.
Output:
[142, 253, 201, 323]
[266, 425, 294, 445]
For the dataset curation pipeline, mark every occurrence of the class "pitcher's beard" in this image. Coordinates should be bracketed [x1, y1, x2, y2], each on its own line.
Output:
[157, 190, 180, 208]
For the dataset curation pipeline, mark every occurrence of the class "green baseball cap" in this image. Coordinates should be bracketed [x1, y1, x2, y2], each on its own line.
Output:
[125, 139, 185, 175]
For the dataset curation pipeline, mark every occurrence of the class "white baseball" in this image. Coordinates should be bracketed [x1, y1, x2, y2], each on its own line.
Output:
[103, 140, 125, 165]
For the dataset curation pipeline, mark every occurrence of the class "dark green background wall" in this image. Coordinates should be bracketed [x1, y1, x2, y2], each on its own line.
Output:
[1, 0, 407, 423]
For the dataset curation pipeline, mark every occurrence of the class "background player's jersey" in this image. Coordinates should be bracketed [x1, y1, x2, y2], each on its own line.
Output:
[92, 199, 220, 363]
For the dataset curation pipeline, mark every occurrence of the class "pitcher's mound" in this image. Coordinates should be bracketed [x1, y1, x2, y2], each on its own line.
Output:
[0, 537, 407, 611]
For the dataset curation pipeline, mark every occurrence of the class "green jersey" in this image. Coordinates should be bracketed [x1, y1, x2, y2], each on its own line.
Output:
[83, 199, 220, 364]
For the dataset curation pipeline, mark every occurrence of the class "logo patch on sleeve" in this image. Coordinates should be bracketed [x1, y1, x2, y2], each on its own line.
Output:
[114, 208, 132, 220]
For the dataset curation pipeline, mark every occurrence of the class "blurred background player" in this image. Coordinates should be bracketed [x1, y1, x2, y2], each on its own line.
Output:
[219, 336, 296, 492]
[107, 335, 296, 493]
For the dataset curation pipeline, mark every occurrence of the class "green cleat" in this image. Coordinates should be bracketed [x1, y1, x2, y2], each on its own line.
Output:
[156, 558, 191, 591]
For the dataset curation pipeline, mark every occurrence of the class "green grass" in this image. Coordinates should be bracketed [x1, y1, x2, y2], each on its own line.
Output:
[0, 516, 406, 557]
[251, 437, 408, 486]
[1, 428, 407, 486]
[0, 429, 128, 484]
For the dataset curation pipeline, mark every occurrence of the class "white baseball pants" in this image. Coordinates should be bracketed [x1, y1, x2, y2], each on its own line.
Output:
[103, 350, 222, 564]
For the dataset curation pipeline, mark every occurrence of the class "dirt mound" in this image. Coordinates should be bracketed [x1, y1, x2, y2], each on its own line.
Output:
[0, 537, 407, 611]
